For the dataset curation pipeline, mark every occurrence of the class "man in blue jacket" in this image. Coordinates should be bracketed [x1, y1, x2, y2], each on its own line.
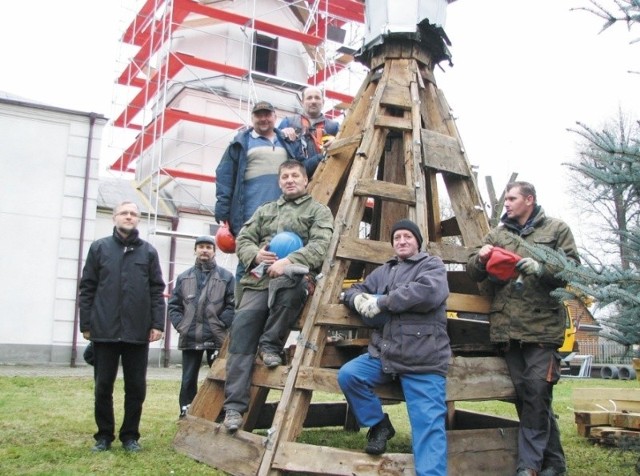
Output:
[79, 201, 166, 453]
[168, 235, 235, 419]
[338, 219, 450, 476]
[215, 101, 309, 239]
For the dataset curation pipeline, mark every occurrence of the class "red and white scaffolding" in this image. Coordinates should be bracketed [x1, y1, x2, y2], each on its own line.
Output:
[106, 0, 367, 220]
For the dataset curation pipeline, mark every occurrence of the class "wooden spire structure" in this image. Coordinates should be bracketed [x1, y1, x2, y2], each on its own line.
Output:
[174, 6, 520, 475]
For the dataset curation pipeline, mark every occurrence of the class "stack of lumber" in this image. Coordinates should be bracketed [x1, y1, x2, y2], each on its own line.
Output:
[573, 388, 640, 448]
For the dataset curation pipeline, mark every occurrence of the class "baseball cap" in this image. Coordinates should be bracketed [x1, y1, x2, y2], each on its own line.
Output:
[195, 235, 215, 246]
[252, 101, 275, 113]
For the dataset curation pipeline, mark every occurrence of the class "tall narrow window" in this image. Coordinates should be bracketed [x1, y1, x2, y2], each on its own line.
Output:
[253, 33, 278, 75]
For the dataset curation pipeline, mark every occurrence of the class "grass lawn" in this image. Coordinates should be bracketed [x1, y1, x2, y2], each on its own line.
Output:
[0, 371, 638, 475]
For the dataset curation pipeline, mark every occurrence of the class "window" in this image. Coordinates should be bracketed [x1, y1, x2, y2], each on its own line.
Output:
[253, 33, 278, 75]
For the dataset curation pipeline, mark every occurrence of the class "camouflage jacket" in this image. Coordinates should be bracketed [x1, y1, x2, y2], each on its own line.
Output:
[467, 206, 579, 346]
[236, 193, 333, 290]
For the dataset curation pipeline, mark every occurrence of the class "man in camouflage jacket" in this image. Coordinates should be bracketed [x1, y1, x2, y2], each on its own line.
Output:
[222, 160, 333, 432]
[467, 181, 579, 476]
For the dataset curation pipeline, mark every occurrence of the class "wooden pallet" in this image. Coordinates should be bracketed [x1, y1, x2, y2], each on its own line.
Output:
[174, 37, 519, 475]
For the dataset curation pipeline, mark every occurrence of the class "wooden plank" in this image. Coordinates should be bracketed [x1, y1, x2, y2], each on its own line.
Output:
[610, 412, 640, 430]
[316, 298, 491, 330]
[446, 293, 491, 313]
[380, 84, 412, 110]
[421, 128, 470, 177]
[572, 388, 640, 412]
[448, 426, 518, 475]
[574, 411, 613, 426]
[324, 133, 362, 157]
[173, 416, 265, 476]
[354, 178, 416, 205]
[336, 236, 473, 265]
[295, 356, 515, 402]
[446, 356, 515, 401]
[374, 114, 412, 131]
[273, 441, 414, 475]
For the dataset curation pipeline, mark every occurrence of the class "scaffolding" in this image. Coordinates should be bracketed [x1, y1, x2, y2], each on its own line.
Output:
[106, 0, 368, 228]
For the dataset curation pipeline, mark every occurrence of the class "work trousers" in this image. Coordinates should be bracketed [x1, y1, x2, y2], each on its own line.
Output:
[504, 341, 565, 472]
[224, 277, 306, 413]
[179, 348, 216, 410]
[92, 342, 149, 443]
[337, 353, 447, 476]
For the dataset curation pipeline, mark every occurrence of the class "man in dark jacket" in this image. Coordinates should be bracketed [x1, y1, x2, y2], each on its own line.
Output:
[168, 235, 235, 418]
[467, 181, 579, 476]
[79, 201, 166, 453]
[338, 219, 450, 476]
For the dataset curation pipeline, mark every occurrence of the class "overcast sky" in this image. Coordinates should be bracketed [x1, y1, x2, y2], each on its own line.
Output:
[1, 0, 637, 247]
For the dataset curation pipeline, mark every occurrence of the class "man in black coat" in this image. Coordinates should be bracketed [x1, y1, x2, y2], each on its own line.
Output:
[79, 201, 166, 453]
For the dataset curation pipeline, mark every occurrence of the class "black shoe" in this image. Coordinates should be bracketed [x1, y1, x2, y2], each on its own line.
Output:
[122, 439, 142, 452]
[179, 405, 189, 419]
[91, 438, 111, 452]
[365, 413, 396, 455]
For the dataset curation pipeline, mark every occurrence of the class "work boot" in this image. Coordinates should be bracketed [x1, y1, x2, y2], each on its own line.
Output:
[223, 409, 243, 432]
[261, 352, 283, 368]
[365, 413, 396, 455]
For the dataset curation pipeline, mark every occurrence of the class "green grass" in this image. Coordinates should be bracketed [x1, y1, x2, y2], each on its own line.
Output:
[0, 373, 638, 475]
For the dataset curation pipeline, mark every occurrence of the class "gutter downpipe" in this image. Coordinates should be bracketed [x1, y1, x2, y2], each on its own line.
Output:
[70, 113, 97, 367]
[164, 215, 179, 367]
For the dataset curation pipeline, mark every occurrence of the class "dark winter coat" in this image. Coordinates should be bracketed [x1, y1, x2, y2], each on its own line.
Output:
[214, 127, 308, 236]
[79, 228, 166, 344]
[344, 251, 451, 377]
[467, 206, 579, 346]
[168, 260, 235, 350]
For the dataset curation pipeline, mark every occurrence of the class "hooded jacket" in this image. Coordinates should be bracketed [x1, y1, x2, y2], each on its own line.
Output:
[344, 251, 451, 377]
[467, 206, 579, 346]
[79, 228, 166, 343]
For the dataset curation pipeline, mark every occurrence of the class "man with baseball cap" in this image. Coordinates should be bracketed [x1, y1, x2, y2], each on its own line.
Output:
[168, 235, 235, 418]
[338, 219, 451, 475]
[215, 100, 311, 241]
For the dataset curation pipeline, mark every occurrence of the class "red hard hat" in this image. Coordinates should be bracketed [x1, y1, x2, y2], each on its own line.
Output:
[486, 247, 521, 281]
[215, 224, 236, 254]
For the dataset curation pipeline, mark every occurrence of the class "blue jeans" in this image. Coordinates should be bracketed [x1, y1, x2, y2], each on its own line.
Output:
[337, 353, 447, 476]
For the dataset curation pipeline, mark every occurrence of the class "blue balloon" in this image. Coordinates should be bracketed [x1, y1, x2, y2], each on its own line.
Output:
[269, 231, 303, 259]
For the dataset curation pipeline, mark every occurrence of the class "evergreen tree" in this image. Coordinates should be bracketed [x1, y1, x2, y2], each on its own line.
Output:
[526, 1, 640, 348]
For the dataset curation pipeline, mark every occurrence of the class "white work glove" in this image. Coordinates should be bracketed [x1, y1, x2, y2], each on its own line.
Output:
[354, 293, 381, 318]
[516, 257, 543, 277]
